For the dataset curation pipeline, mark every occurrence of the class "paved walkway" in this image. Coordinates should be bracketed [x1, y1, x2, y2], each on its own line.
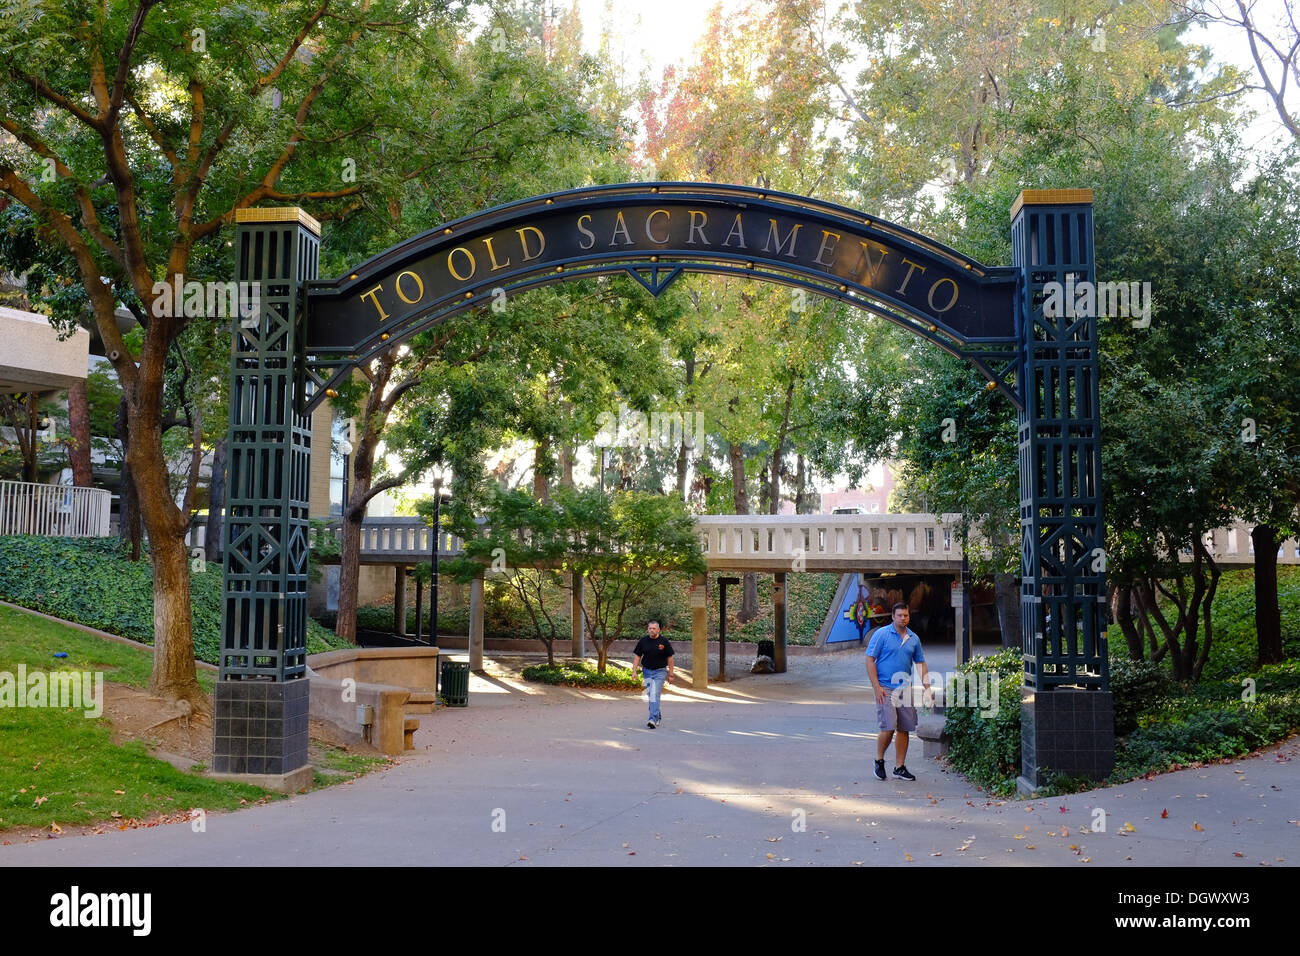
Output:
[2, 648, 1296, 867]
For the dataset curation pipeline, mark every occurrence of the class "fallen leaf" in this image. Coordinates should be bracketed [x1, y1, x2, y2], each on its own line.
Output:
[1014, 834, 1025, 840]
[1024, 825, 1031, 832]
[1161, 809, 1168, 818]
[114, 789, 125, 795]
[1122, 821, 1137, 833]
[904, 853, 914, 861]
[931, 852, 942, 857]
[33, 796, 47, 807]
[1233, 852, 1244, 857]
[1059, 806, 1068, 813]
[1192, 822, 1204, 831]
[767, 837, 781, 842]
[766, 853, 775, 859]
[48, 822, 62, 834]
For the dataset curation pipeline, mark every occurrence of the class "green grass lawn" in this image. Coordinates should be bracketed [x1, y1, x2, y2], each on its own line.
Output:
[0, 535, 352, 665]
[0, 604, 271, 832]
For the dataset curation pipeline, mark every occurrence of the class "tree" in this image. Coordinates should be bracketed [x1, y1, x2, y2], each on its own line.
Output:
[442, 487, 570, 665]
[448, 486, 704, 673]
[0, 0, 487, 708]
[1174, 0, 1300, 141]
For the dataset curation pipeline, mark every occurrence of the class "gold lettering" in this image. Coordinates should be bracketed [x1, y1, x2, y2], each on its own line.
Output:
[359, 284, 388, 322]
[576, 214, 596, 251]
[722, 213, 747, 248]
[516, 226, 546, 261]
[763, 219, 803, 258]
[927, 278, 959, 313]
[813, 230, 841, 268]
[609, 211, 633, 246]
[855, 241, 890, 283]
[481, 236, 511, 271]
[447, 247, 477, 282]
[687, 210, 709, 245]
[646, 209, 671, 244]
[895, 258, 927, 295]
[395, 270, 425, 305]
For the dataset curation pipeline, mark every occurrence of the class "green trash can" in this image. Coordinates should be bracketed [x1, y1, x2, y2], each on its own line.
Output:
[440, 659, 470, 707]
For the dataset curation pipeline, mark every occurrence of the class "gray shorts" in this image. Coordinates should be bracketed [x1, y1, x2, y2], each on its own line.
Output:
[876, 699, 918, 732]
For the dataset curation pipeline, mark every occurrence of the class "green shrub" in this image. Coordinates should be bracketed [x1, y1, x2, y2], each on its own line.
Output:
[521, 660, 642, 689]
[0, 535, 352, 666]
[942, 647, 1024, 796]
[1108, 653, 1174, 735]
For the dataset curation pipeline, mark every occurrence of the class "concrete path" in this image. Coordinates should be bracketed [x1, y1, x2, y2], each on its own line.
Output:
[2, 647, 1297, 867]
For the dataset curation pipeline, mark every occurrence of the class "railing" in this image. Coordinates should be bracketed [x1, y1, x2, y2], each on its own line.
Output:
[186, 511, 1300, 569]
[694, 513, 961, 565]
[0, 480, 111, 537]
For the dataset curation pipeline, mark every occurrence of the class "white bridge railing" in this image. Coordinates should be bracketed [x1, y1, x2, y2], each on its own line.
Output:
[186, 511, 1300, 569]
[0, 480, 111, 537]
[694, 513, 961, 564]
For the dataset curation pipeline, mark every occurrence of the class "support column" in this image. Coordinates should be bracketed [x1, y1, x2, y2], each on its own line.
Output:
[570, 571, 584, 658]
[773, 572, 788, 674]
[216, 206, 319, 791]
[1011, 189, 1113, 790]
[691, 574, 708, 690]
[469, 574, 484, 671]
[394, 566, 407, 636]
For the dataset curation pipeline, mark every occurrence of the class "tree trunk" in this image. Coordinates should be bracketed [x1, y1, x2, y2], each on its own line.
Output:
[769, 377, 794, 514]
[994, 570, 1021, 649]
[205, 438, 226, 563]
[794, 453, 807, 513]
[1112, 582, 1144, 661]
[116, 398, 142, 560]
[676, 436, 689, 500]
[127, 402, 209, 713]
[533, 435, 551, 501]
[729, 440, 759, 623]
[1252, 524, 1283, 665]
[335, 473, 370, 645]
[67, 380, 93, 487]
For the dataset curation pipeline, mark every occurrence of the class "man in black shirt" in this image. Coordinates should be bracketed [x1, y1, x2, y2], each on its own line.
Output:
[632, 620, 675, 728]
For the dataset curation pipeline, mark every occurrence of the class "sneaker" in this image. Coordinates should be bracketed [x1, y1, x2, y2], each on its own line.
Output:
[873, 759, 887, 781]
[893, 765, 916, 781]
[647, 720, 656, 729]
[653, 717, 661, 727]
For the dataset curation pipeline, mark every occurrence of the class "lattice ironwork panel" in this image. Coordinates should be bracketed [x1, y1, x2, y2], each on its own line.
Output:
[1013, 200, 1108, 690]
[221, 216, 318, 681]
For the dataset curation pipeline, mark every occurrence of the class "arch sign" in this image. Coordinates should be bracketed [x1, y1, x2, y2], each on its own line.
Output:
[219, 184, 1110, 792]
[301, 184, 1020, 408]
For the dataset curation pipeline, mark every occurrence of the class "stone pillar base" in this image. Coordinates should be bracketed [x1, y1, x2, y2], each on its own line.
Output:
[1020, 686, 1114, 788]
[208, 764, 314, 794]
[214, 678, 310, 777]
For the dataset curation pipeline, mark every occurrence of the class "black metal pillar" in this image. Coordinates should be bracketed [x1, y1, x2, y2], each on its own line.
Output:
[1011, 190, 1113, 790]
[216, 207, 319, 784]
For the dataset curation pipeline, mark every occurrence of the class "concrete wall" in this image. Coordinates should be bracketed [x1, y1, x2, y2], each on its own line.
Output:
[0, 307, 90, 393]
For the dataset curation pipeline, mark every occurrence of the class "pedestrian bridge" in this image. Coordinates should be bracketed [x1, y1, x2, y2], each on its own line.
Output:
[311, 513, 1297, 573]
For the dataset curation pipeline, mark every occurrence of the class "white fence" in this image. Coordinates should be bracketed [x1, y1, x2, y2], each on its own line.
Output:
[695, 513, 961, 565]
[0, 480, 111, 537]
[186, 510, 1300, 570]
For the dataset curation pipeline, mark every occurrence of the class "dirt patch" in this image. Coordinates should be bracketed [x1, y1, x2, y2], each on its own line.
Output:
[103, 682, 212, 767]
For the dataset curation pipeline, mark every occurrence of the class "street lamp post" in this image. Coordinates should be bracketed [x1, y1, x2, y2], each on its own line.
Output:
[430, 478, 443, 647]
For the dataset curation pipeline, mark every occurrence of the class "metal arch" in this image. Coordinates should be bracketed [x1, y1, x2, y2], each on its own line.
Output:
[301, 183, 1025, 414]
[302, 255, 1023, 413]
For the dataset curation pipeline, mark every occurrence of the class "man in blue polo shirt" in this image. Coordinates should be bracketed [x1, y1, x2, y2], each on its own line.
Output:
[865, 603, 930, 781]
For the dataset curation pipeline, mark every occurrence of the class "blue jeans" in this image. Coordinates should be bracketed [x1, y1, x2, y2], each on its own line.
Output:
[643, 668, 667, 721]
